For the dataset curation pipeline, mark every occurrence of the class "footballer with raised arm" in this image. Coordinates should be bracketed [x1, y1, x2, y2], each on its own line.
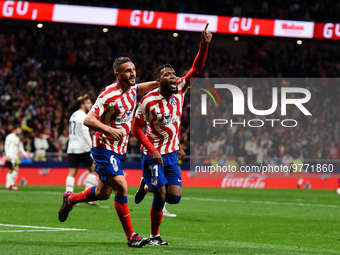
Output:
[132, 24, 212, 245]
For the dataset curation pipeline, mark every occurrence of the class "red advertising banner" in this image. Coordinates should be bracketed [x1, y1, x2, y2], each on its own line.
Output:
[313, 22, 340, 40]
[0, 1, 340, 41]
[1, 1, 340, 40]
[0, 1, 54, 21]
[117, 9, 177, 30]
[217, 17, 274, 37]
[0, 167, 338, 189]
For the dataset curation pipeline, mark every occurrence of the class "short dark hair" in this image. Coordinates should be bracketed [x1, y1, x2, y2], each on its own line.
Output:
[154, 64, 173, 80]
[113, 57, 132, 72]
[77, 94, 90, 106]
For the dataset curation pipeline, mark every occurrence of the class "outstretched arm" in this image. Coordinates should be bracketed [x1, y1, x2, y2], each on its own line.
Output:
[183, 23, 212, 85]
[132, 117, 164, 167]
[137, 81, 158, 95]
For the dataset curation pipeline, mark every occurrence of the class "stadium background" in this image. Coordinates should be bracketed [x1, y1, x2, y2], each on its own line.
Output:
[0, 0, 339, 189]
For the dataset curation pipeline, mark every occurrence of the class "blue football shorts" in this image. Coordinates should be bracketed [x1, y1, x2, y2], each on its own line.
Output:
[140, 151, 182, 189]
[92, 146, 125, 182]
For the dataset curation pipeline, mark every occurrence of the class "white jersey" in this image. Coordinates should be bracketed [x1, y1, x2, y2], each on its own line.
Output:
[5, 133, 27, 164]
[67, 110, 92, 154]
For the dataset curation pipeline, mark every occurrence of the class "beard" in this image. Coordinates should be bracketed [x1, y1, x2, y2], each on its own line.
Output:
[161, 82, 178, 95]
[121, 75, 136, 86]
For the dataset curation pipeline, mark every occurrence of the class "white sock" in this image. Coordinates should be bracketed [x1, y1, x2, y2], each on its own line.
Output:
[144, 184, 149, 193]
[11, 171, 18, 186]
[66, 176, 75, 193]
[85, 173, 97, 190]
[5, 172, 11, 188]
[150, 234, 160, 238]
[163, 203, 167, 210]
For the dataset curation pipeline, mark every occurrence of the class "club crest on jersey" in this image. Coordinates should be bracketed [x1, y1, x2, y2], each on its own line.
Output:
[170, 96, 177, 106]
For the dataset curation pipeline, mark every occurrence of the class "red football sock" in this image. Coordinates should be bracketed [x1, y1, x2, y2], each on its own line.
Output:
[114, 201, 134, 238]
[148, 188, 152, 192]
[68, 187, 95, 205]
[150, 206, 163, 236]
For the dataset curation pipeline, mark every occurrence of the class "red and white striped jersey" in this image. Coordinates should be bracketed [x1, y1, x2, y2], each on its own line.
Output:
[91, 82, 139, 155]
[135, 78, 189, 155]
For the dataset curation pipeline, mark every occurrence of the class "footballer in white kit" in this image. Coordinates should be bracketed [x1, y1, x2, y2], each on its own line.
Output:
[66, 94, 98, 205]
[4, 126, 30, 190]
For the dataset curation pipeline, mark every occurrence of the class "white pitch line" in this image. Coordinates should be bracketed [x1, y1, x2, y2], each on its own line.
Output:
[0, 190, 61, 195]
[0, 230, 84, 233]
[180, 197, 338, 208]
[0, 190, 337, 208]
[0, 223, 86, 231]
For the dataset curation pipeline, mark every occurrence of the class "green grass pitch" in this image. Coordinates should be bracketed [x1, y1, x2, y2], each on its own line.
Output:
[0, 186, 339, 254]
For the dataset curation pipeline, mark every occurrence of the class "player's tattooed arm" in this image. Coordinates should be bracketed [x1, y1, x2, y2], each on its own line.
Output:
[84, 111, 125, 141]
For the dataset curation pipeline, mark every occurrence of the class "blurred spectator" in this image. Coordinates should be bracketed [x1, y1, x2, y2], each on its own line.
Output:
[207, 137, 218, 155]
[34, 132, 49, 161]
[58, 129, 69, 153]
[245, 137, 258, 163]
[282, 153, 294, 165]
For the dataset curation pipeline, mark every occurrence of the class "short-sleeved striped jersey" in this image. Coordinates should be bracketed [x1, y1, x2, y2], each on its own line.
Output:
[135, 78, 189, 155]
[91, 82, 139, 155]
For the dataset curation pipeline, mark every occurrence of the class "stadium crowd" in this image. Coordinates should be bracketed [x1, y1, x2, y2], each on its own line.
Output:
[0, 26, 339, 164]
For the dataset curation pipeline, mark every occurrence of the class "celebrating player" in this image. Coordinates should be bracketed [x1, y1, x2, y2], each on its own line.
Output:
[58, 57, 158, 248]
[65, 94, 98, 205]
[4, 126, 30, 190]
[132, 24, 212, 245]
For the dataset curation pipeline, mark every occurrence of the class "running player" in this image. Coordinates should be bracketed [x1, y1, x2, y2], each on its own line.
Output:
[4, 126, 30, 190]
[132, 24, 212, 245]
[66, 94, 98, 205]
[58, 57, 158, 248]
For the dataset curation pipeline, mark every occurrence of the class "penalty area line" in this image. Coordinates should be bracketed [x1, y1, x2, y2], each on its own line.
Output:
[0, 229, 86, 233]
[0, 223, 87, 231]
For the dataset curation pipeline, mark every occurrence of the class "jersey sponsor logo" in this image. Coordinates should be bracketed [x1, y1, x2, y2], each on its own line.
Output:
[155, 113, 179, 126]
[116, 110, 133, 123]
